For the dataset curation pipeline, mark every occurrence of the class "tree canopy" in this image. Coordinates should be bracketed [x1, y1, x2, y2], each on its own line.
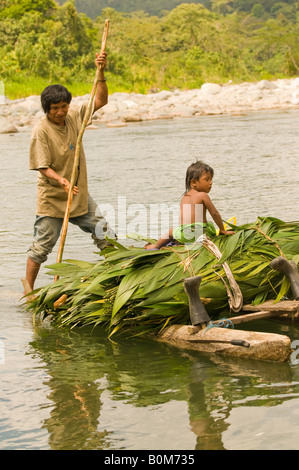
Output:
[1, 0, 298, 98]
[55, 0, 298, 20]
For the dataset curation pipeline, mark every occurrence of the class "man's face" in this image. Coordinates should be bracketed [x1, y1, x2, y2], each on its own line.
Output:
[47, 101, 69, 126]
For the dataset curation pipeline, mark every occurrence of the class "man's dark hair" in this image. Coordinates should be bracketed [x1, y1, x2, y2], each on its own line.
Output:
[185, 160, 214, 192]
[40, 84, 72, 113]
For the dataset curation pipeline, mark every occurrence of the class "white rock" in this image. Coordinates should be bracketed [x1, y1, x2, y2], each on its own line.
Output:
[2, 77, 299, 130]
[147, 109, 174, 120]
[291, 90, 299, 105]
[290, 77, 299, 88]
[154, 90, 172, 100]
[0, 123, 18, 134]
[152, 100, 172, 111]
[122, 110, 143, 122]
[122, 99, 139, 108]
[201, 83, 222, 94]
[257, 79, 277, 90]
[170, 104, 195, 117]
[0, 116, 9, 128]
[10, 96, 41, 114]
[100, 102, 119, 115]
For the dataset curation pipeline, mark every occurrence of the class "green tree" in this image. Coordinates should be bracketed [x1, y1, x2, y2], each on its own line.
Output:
[251, 3, 265, 16]
[160, 3, 218, 52]
[0, 0, 56, 19]
[1, 0, 299, 98]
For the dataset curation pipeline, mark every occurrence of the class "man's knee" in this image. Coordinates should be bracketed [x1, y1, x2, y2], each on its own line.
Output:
[28, 216, 62, 264]
[27, 241, 51, 264]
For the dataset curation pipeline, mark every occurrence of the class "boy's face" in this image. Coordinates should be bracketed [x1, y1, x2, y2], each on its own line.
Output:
[47, 101, 69, 126]
[192, 171, 213, 193]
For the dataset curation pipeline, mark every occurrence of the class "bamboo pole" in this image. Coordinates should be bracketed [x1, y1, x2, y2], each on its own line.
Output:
[54, 20, 109, 281]
[212, 309, 287, 325]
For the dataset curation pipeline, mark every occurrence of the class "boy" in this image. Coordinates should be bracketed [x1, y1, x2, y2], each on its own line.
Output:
[145, 161, 234, 249]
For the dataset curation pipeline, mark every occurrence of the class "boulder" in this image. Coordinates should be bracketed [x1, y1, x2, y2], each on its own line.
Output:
[257, 79, 278, 90]
[201, 83, 222, 95]
[170, 104, 195, 117]
[122, 110, 143, 122]
[291, 91, 299, 105]
[9, 96, 41, 114]
[1, 123, 18, 134]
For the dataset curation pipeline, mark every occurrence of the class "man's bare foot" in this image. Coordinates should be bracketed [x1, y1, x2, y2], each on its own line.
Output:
[21, 278, 36, 301]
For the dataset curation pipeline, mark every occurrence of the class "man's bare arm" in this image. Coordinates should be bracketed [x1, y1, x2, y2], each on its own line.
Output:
[39, 168, 79, 195]
[94, 52, 108, 112]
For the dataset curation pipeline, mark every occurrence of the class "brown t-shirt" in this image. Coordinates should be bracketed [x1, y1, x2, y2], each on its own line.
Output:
[29, 103, 90, 218]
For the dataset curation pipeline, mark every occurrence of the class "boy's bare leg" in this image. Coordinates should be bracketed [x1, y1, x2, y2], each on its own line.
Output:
[144, 229, 173, 250]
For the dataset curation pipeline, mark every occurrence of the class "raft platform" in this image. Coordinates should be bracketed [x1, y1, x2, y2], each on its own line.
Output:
[157, 300, 299, 363]
[157, 322, 292, 363]
[156, 266, 299, 363]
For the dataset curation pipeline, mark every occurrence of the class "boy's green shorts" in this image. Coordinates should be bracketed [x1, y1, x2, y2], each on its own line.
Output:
[172, 222, 216, 244]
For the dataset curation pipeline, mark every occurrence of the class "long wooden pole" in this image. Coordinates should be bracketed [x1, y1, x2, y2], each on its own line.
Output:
[212, 308, 291, 326]
[55, 20, 109, 280]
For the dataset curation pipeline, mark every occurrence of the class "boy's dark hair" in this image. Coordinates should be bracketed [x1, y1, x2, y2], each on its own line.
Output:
[40, 84, 72, 113]
[185, 160, 214, 192]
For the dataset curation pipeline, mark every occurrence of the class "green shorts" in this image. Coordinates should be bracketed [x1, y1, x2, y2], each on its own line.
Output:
[172, 222, 216, 244]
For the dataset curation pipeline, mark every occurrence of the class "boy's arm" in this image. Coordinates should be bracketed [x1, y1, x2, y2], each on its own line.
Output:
[201, 193, 234, 235]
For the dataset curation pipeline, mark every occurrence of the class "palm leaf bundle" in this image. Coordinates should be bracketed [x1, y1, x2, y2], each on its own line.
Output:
[27, 217, 299, 337]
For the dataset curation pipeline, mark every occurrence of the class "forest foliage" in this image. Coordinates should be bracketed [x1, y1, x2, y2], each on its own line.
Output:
[0, 0, 299, 98]
[56, 0, 298, 19]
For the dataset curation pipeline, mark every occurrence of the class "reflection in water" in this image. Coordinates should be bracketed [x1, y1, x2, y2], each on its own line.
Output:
[29, 323, 298, 450]
[30, 327, 110, 450]
[30, 326, 192, 449]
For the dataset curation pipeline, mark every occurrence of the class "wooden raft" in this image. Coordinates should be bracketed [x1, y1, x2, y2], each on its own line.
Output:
[157, 325, 291, 362]
[241, 299, 299, 322]
[156, 299, 299, 362]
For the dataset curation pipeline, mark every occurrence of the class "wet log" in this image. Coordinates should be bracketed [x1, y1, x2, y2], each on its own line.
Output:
[242, 299, 299, 322]
[156, 325, 291, 362]
[213, 309, 293, 325]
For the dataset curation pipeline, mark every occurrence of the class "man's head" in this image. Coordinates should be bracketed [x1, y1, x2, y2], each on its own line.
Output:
[41, 85, 72, 125]
[41, 85, 72, 114]
[185, 160, 214, 192]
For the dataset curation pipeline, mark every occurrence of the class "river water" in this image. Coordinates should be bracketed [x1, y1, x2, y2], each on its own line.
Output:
[0, 109, 299, 451]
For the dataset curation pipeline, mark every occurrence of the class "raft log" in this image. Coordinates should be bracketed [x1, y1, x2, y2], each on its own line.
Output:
[156, 325, 291, 362]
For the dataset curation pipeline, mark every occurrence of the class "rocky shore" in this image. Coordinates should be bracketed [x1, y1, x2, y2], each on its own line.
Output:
[1, 77, 299, 134]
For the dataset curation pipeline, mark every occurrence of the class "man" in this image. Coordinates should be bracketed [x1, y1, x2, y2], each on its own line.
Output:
[25, 52, 116, 293]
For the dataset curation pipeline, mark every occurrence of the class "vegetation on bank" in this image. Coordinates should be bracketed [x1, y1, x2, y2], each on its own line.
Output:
[0, 0, 299, 99]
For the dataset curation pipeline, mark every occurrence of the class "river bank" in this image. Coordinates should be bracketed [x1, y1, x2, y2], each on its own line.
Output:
[1, 77, 299, 133]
